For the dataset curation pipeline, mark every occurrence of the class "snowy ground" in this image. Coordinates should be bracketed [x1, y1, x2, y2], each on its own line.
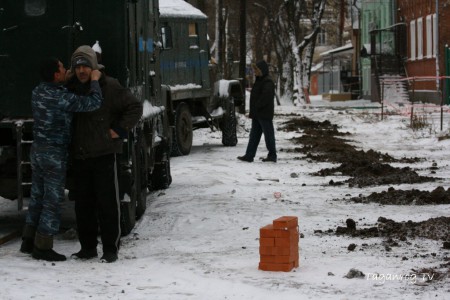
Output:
[1, 96, 449, 299]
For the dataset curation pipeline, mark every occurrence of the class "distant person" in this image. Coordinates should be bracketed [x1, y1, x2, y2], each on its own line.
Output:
[238, 60, 277, 163]
[66, 45, 143, 263]
[20, 57, 102, 261]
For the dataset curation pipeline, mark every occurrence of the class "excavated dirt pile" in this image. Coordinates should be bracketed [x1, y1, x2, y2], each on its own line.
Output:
[329, 217, 450, 241]
[344, 186, 450, 205]
[281, 116, 449, 281]
[280, 117, 436, 187]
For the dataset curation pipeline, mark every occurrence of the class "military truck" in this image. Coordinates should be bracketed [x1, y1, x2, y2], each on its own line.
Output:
[0, 0, 171, 235]
[159, 0, 243, 156]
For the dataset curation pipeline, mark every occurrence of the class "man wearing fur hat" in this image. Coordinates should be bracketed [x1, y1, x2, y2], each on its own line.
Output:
[66, 45, 143, 263]
[238, 60, 277, 163]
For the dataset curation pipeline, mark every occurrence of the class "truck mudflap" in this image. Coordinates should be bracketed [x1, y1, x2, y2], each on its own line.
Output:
[219, 96, 238, 146]
[214, 79, 244, 106]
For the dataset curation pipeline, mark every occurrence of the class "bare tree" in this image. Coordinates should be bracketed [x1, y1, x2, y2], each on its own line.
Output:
[293, 0, 327, 104]
[193, 0, 339, 104]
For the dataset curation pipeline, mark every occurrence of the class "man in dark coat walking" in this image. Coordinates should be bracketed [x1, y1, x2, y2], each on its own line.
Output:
[238, 60, 277, 162]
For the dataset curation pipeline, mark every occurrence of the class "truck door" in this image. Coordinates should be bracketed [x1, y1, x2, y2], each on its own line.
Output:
[0, 0, 73, 118]
[72, 1, 127, 87]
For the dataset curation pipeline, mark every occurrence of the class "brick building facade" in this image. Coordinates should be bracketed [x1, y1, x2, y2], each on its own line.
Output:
[397, 0, 450, 102]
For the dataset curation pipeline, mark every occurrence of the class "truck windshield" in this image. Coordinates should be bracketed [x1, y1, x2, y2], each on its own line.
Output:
[25, 0, 46, 17]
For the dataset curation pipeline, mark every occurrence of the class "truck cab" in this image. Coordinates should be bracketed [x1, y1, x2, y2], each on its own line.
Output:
[159, 0, 243, 156]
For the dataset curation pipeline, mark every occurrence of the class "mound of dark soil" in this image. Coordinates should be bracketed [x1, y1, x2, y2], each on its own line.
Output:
[281, 117, 433, 187]
[315, 160, 436, 187]
[345, 186, 450, 205]
[328, 217, 450, 241]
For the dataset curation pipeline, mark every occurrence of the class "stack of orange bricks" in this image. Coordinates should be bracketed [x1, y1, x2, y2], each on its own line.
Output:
[258, 216, 299, 272]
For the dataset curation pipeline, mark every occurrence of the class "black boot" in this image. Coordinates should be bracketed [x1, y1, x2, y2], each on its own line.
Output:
[71, 248, 98, 260]
[100, 252, 118, 263]
[32, 232, 66, 262]
[20, 224, 36, 254]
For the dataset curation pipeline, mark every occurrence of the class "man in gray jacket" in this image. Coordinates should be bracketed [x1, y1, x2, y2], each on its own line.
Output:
[66, 46, 143, 263]
[21, 57, 102, 262]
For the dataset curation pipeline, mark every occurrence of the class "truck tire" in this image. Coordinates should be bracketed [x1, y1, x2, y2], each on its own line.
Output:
[151, 140, 172, 190]
[220, 97, 238, 146]
[171, 103, 192, 156]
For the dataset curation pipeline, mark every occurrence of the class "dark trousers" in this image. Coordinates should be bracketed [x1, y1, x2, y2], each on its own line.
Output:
[26, 144, 67, 236]
[70, 154, 121, 254]
[245, 118, 277, 159]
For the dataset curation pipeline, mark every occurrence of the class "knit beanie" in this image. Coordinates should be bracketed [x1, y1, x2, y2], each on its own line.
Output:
[256, 60, 269, 77]
[71, 45, 100, 70]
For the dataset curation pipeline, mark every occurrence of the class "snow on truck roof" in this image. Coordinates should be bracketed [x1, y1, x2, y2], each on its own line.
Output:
[159, 0, 207, 19]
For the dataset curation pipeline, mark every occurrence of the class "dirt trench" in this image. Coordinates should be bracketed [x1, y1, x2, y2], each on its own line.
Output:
[281, 116, 449, 281]
[280, 117, 435, 187]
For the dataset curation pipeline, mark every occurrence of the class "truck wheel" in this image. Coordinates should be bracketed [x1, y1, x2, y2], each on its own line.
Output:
[220, 97, 237, 146]
[151, 140, 172, 190]
[171, 103, 192, 156]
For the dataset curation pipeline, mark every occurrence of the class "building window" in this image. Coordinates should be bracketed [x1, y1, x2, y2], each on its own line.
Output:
[410, 20, 416, 61]
[432, 13, 437, 58]
[189, 23, 198, 37]
[426, 15, 432, 58]
[417, 17, 423, 59]
[25, 0, 46, 16]
[161, 25, 172, 49]
[188, 23, 199, 48]
[317, 29, 327, 46]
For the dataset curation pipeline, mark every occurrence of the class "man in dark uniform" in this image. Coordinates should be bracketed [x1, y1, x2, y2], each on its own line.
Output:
[66, 46, 143, 263]
[238, 60, 277, 163]
[21, 58, 102, 261]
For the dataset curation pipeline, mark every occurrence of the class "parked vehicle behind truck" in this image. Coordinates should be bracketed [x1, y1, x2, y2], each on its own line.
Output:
[0, 0, 171, 235]
[159, 0, 243, 156]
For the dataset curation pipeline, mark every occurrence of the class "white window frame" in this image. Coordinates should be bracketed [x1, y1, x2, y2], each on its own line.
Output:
[317, 30, 327, 46]
[426, 15, 432, 58]
[417, 17, 423, 59]
[433, 13, 437, 58]
[410, 20, 416, 61]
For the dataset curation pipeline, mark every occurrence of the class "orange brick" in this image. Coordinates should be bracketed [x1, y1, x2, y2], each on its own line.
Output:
[273, 255, 296, 264]
[273, 216, 298, 229]
[274, 237, 293, 247]
[259, 246, 275, 256]
[294, 259, 299, 268]
[259, 255, 276, 263]
[274, 227, 298, 238]
[260, 224, 276, 238]
[259, 237, 274, 247]
[259, 245, 297, 256]
[259, 262, 294, 272]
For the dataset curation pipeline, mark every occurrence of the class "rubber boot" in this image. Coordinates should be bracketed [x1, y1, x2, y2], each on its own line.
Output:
[20, 224, 36, 254]
[32, 232, 66, 262]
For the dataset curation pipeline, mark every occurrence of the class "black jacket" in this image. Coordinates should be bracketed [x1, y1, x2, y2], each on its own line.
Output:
[68, 74, 143, 159]
[249, 74, 275, 120]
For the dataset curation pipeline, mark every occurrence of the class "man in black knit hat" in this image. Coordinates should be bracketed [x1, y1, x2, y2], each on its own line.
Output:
[238, 60, 277, 163]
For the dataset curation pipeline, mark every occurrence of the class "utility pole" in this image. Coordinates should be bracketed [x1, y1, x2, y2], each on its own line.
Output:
[238, 0, 247, 113]
[339, 0, 346, 46]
